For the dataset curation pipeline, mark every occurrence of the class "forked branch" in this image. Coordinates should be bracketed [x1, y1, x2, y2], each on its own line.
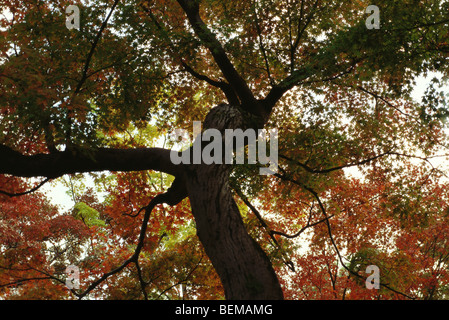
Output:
[176, 0, 258, 108]
[75, 178, 187, 299]
[274, 168, 416, 299]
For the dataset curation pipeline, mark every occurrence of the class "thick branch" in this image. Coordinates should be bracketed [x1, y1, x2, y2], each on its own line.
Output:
[0, 145, 181, 178]
[181, 62, 240, 105]
[176, 0, 258, 108]
[142, 4, 240, 105]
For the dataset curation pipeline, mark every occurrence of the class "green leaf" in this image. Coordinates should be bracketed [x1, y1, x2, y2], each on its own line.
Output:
[73, 202, 106, 228]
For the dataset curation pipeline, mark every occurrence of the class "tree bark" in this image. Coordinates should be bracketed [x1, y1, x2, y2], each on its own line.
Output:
[0, 146, 180, 178]
[182, 104, 283, 299]
[185, 162, 283, 299]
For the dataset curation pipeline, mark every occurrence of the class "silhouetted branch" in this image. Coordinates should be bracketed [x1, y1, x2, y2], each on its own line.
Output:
[274, 168, 416, 300]
[0, 178, 51, 197]
[76, 178, 186, 299]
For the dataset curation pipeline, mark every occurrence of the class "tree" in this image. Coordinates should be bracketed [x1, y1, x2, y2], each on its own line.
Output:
[0, 0, 448, 300]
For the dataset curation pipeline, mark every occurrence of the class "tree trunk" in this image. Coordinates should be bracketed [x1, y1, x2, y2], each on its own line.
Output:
[0, 103, 284, 299]
[185, 162, 284, 300]
[183, 104, 284, 300]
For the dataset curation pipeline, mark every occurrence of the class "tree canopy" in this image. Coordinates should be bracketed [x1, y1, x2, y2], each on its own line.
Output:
[0, 0, 449, 300]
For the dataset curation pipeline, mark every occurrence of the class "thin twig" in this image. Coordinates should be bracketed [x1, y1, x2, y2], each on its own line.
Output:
[0, 178, 51, 197]
[274, 169, 416, 299]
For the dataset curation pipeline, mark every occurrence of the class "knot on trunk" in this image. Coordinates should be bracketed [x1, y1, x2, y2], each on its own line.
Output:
[203, 104, 265, 133]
